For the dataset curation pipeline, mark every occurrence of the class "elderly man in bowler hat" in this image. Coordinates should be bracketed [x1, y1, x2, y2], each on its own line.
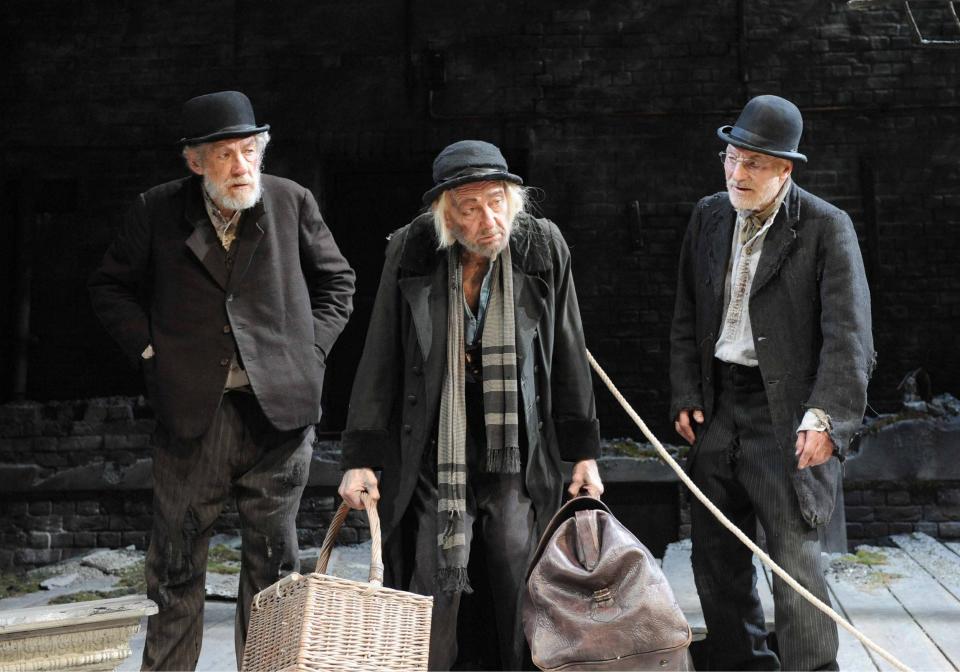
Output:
[669, 95, 874, 670]
[338, 140, 604, 669]
[89, 91, 355, 670]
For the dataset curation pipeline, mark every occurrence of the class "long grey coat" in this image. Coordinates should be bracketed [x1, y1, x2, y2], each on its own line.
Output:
[341, 212, 600, 584]
[669, 184, 874, 526]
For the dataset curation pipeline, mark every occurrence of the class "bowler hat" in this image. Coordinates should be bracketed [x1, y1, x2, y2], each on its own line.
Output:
[717, 95, 807, 163]
[422, 140, 523, 204]
[178, 91, 270, 146]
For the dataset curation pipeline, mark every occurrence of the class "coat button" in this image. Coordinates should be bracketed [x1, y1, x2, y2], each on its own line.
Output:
[534, 364, 540, 373]
[219, 358, 230, 366]
[412, 365, 422, 375]
[407, 394, 417, 405]
[403, 424, 412, 434]
[538, 421, 544, 431]
[223, 325, 232, 334]
[535, 395, 541, 403]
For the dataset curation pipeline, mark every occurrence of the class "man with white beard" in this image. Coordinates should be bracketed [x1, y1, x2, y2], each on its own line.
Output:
[669, 95, 874, 670]
[89, 91, 355, 670]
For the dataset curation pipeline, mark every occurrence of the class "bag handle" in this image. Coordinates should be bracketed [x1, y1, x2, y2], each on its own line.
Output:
[315, 492, 384, 587]
[525, 495, 611, 581]
[574, 509, 601, 571]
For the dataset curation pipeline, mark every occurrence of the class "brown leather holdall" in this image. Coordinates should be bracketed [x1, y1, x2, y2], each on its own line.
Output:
[523, 496, 693, 671]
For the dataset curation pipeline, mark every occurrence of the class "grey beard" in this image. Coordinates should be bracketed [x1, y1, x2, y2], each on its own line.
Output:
[204, 172, 262, 212]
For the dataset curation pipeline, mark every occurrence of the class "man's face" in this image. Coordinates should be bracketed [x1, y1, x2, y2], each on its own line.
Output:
[446, 181, 511, 258]
[723, 145, 792, 211]
[188, 135, 263, 212]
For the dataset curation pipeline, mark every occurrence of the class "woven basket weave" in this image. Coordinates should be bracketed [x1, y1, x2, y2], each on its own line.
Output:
[241, 495, 433, 672]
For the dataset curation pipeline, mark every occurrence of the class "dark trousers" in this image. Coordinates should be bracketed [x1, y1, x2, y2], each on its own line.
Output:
[142, 391, 313, 671]
[408, 379, 536, 671]
[689, 361, 839, 671]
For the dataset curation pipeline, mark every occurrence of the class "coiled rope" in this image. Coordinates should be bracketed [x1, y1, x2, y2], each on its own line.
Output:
[586, 349, 912, 672]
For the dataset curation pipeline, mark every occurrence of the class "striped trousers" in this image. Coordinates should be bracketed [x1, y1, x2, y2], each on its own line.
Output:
[141, 391, 313, 671]
[689, 361, 838, 671]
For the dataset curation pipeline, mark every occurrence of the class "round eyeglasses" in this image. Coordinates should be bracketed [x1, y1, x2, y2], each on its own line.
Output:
[719, 151, 775, 173]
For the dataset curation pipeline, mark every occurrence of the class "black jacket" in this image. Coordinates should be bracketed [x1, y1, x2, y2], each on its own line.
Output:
[89, 174, 355, 439]
[670, 184, 874, 525]
[340, 212, 600, 581]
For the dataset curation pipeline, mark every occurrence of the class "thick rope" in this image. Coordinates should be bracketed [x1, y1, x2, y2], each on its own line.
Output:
[586, 350, 912, 672]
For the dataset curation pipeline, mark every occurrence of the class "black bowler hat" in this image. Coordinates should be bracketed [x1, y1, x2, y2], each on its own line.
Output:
[178, 91, 270, 146]
[717, 95, 807, 163]
[422, 140, 523, 204]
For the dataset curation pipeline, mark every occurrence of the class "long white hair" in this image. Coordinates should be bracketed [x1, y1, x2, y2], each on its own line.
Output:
[430, 181, 529, 249]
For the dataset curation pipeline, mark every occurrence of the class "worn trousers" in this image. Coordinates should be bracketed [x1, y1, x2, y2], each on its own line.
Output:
[689, 361, 839, 671]
[142, 391, 313, 671]
[408, 378, 536, 671]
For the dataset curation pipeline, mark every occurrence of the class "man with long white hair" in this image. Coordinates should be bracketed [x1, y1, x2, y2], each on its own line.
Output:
[89, 90, 355, 670]
[338, 140, 603, 670]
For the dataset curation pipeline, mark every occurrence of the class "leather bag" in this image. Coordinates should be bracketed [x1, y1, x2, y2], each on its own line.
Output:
[523, 497, 693, 671]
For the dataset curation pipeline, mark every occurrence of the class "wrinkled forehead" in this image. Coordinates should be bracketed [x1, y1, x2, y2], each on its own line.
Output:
[204, 134, 260, 153]
[725, 144, 771, 161]
[450, 180, 505, 204]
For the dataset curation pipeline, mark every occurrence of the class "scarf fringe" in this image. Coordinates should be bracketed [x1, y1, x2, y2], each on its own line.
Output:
[485, 445, 522, 474]
[436, 567, 474, 594]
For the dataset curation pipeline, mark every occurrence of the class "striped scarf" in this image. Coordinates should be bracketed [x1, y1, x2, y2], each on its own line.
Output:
[436, 244, 521, 593]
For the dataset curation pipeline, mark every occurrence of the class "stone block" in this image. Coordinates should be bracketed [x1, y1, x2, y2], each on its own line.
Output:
[29, 531, 51, 549]
[938, 489, 960, 506]
[889, 523, 915, 535]
[64, 515, 108, 531]
[77, 501, 101, 516]
[97, 532, 121, 547]
[875, 506, 921, 522]
[845, 506, 874, 522]
[864, 522, 889, 538]
[886, 491, 910, 505]
[843, 490, 863, 505]
[29, 501, 52, 516]
[915, 521, 939, 537]
[15, 548, 62, 565]
[940, 522, 960, 539]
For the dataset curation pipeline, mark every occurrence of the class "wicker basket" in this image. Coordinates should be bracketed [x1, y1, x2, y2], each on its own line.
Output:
[241, 495, 433, 672]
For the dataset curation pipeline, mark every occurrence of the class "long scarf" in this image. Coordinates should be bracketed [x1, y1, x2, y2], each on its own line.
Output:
[436, 244, 521, 593]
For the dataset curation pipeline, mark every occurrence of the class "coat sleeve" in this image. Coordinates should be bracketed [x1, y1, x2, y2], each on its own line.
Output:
[669, 201, 706, 421]
[804, 213, 875, 455]
[298, 188, 356, 359]
[547, 223, 601, 462]
[339, 234, 404, 471]
[87, 194, 153, 366]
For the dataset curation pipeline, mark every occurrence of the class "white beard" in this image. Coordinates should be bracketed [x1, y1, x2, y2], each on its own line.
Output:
[204, 171, 262, 212]
[727, 176, 785, 212]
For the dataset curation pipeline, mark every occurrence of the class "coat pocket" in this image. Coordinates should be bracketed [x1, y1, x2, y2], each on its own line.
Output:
[790, 457, 841, 527]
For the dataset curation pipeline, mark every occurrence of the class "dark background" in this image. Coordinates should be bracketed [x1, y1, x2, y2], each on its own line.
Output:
[1, 1, 959, 441]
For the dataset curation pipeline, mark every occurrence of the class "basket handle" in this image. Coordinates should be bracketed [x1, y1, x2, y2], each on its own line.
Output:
[314, 491, 383, 587]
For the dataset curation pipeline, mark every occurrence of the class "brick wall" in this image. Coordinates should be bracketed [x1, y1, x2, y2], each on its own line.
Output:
[1, 1, 959, 443]
[3, 398, 959, 570]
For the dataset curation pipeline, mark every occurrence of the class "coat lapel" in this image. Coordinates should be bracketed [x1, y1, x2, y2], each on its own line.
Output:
[226, 201, 266, 293]
[705, 198, 735, 304]
[183, 180, 229, 291]
[751, 184, 800, 297]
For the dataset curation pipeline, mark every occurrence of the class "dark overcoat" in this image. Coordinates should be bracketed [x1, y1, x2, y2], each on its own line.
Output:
[89, 174, 355, 439]
[340, 212, 600, 585]
[669, 184, 874, 526]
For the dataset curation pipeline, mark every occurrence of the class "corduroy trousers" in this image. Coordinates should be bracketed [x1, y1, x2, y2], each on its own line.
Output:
[688, 360, 839, 671]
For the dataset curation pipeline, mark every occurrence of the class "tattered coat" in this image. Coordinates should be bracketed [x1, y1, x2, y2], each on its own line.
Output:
[341, 212, 600, 584]
[670, 184, 874, 526]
